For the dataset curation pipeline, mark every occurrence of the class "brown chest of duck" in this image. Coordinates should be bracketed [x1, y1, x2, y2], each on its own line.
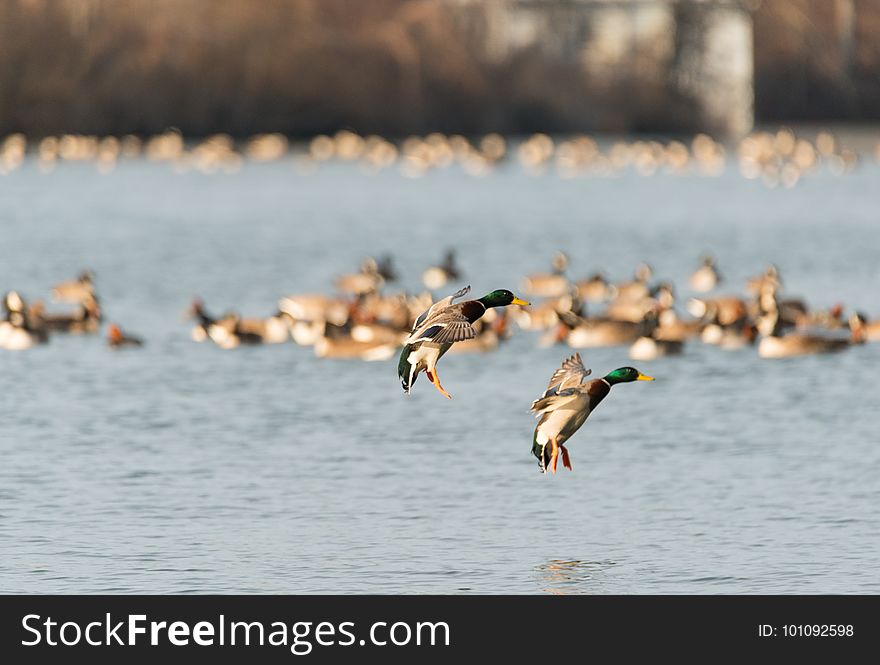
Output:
[398, 287, 529, 399]
[460, 299, 492, 325]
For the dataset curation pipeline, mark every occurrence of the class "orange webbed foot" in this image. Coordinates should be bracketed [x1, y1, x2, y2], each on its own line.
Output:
[561, 445, 572, 471]
[549, 438, 559, 474]
[426, 370, 452, 400]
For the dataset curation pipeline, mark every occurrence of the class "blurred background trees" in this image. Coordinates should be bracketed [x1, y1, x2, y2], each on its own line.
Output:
[0, 0, 877, 138]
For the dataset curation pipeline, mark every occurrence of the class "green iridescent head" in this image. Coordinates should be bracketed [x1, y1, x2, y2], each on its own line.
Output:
[478, 289, 530, 308]
[604, 367, 655, 385]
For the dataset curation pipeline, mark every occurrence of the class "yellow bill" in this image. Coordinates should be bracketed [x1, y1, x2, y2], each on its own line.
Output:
[511, 296, 530, 306]
[637, 373, 655, 381]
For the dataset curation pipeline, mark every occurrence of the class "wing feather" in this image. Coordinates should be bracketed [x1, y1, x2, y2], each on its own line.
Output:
[428, 319, 477, 344]
[546, 352, 591, 391]
[530, 388, 581, 415]
[407, 316, 476, 345]
[529, 353, 591, 415]
[407, 285, 474, 343]
[410, 285, 471, 333]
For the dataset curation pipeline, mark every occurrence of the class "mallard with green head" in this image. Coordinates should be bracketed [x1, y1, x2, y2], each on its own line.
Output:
[398, 285, 529, 399]
[530, 354, 654, 474]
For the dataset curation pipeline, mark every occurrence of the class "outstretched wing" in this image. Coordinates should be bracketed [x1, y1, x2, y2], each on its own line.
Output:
[546, 353, 591, 391]
[529, 353, 591, 415]
[407, 312, 477, 345]
[447, 284, 471, 303]
[530, 387, 582, 415]
[410, 285, 472, 333]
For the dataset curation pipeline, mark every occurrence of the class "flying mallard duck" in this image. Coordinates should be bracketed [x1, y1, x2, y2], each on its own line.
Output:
[398, 285, 529, 399]
[530, 354, 654, 474]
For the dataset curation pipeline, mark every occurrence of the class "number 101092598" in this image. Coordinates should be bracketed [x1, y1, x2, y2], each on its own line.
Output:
[759, 624, 854, 637]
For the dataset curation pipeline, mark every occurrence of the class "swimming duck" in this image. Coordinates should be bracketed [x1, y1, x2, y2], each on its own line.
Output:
[796, 303, 846, 331]
[0, 291, 46, 350]
[188, 298, 217, 342]
[606, 281, 674, 324]
[335, 258, 384, 296]
[687, 295, 748, 327]
[746, 264, 781, 296]
[574, 272, 614, 303]
[754, 284, 808, 327]
[349, 321, 407, 345]
[652, 282, 677, 311]
[613, 263, 653, 303]
[624, 299, 686, 359]
[278, 294, 350, 327]
[107, 323, 143, 348]
[19, 300, 50, 343]
[628, 334, 683, 361]
[757, 310, 850, 358]
[398, 286, 529, 399]
[652, 308, 704, 342]
[554, 310, 652, 348]
[42, 293, 102, 334]
[700, 320, 757, 350]
[514, 287, 582, 333]
[422, 249, 461, 290]
[289, 318, 330, 346]
[216, 314, 268, 348]
[849, 312, 880, 343]
[229, 310, 291, 344]
[688, 254, 721, 292]
[375, 254, 398, 282]
[351, 292, 413, 331]
[530, 354, 654, 474]
[314, 335, 398, 361]
[521, 252, 570, 299]
[51, 270, 95, 303]
[0, 316, 42, 350]
[605, 295, 657, 323]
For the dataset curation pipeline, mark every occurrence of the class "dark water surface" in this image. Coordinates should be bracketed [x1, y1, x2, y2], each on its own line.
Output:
[1, 160, 878, 593]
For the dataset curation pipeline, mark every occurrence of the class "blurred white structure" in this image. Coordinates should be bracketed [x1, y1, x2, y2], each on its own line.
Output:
[450, 0, 753, 136]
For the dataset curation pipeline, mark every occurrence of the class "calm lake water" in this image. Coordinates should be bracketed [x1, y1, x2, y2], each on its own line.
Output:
[1, 156, 879, 593]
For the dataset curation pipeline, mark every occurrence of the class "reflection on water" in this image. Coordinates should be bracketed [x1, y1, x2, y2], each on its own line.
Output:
[535, 559, 617, 595]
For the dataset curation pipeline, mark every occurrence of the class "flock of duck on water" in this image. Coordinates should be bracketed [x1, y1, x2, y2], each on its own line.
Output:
[0, 127, 870, 188]
[3, 252, 877, 474]
[176, 249, 874, 363]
